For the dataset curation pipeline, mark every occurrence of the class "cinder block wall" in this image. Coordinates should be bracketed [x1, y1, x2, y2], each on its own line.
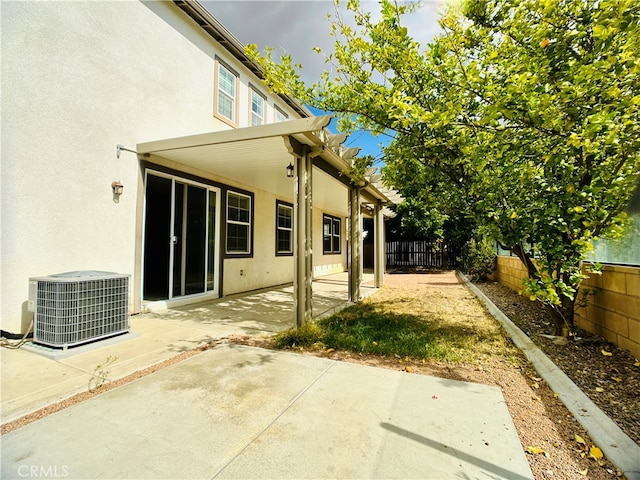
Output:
[491, 256, 640, 360]
[574, 264, 640, 360]
[491, 256, 530, 292]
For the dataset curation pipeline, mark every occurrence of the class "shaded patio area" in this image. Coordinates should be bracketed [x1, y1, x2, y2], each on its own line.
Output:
[141, 271, 376, 334]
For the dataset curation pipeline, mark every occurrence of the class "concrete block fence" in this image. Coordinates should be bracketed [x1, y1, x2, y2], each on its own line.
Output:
[490, 256, 640, 360]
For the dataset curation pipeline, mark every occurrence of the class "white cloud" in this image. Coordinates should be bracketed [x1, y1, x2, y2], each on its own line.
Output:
[202, 0, 446, 84]
[203, 1, 335, 84]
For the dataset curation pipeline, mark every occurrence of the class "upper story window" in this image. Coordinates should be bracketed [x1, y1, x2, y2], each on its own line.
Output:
[275, 105, 288, 123]
[215, 58, 238, 126]
[226, 191, 252, 255]
[250, 85, 266, 126]
[323, 214, 341, 254]
[276, 200, 293, 255]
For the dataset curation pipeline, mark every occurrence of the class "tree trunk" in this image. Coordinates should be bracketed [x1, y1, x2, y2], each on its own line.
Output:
[510, 244, 575, 336]
[511, 244, 539, 281]
[547, 304, 569, 336]
[545, 281, 577, 336]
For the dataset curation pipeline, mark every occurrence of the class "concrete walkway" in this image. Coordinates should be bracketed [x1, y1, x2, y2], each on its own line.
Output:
[1, 273, 533, 479]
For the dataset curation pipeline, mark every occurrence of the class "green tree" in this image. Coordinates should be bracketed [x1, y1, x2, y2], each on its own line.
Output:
[247, 0, 640, 335]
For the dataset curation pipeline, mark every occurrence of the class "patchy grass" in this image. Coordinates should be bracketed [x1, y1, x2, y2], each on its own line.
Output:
[273, 285, 512, 363]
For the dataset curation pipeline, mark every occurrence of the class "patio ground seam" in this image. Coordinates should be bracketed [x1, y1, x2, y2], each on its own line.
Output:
[211, 358, 338, 479]
[459, 272, 640, 480]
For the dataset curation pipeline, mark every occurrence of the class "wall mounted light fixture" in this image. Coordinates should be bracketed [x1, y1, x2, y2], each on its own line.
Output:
[286, 163, 294, 178]
[111, 181, 124, 196]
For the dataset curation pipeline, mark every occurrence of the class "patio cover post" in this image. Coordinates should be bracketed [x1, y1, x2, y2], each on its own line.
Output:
[293, 146, 313, 328]
[374, 200, 385, 288]
[348, 186, 362, 302]
[303, 150, 313, 323]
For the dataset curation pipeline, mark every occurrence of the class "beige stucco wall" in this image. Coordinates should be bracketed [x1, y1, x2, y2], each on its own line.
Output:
[222, 187, 295, 295]
[492, 256, 640, 360]
[222, 188, 350, 295]
[139, 155, 350, 300]
[0, 1, 306, 334]
[312, 171, 350, 277]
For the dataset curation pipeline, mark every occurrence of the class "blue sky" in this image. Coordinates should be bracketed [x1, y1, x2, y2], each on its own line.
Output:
[203, 0, 446, 163]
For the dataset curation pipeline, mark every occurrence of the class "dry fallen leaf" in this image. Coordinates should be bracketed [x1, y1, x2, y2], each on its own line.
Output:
[526, 446, 548, 457]
[601, 349, 613, 356]
[527, 446, 543, 454]
[575, 434, 586, 445]
[595, 387, 604, 392]
[634, 361, 640, 367]
[405, 366, 412, 373]
[589, 445, 604, 460]
[326, 348, 335, 353]
[532, 382, 539, 389]
[611, 377, 622, 382]
[579, 468, 588, 476]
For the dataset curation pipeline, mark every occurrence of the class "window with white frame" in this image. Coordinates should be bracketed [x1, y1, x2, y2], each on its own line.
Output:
[323, 214, 341, 254]
[215, 59, 238, 125]
[276, 201, 293, 255]
[275, 105, 288, 122]
[250, 86, 266, 126]
[226, 191, 252, 254]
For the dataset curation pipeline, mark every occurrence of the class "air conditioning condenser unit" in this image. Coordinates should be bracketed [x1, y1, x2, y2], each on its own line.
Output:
[29, 271, 130, 349]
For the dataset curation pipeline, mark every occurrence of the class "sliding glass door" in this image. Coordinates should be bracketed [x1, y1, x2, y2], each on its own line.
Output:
[143, 172, 220, 301]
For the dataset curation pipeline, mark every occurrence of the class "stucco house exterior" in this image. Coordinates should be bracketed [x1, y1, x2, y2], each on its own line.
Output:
[1, 0, 398, 339]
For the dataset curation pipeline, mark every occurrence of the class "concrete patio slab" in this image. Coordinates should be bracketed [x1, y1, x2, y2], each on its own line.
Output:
[1, 349, 93, 422]
[1, 344, 532, 480]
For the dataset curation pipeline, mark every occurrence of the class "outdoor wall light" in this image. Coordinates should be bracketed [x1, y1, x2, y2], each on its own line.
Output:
[286, 162, 294, 178]
[111, 181, 124, 196]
